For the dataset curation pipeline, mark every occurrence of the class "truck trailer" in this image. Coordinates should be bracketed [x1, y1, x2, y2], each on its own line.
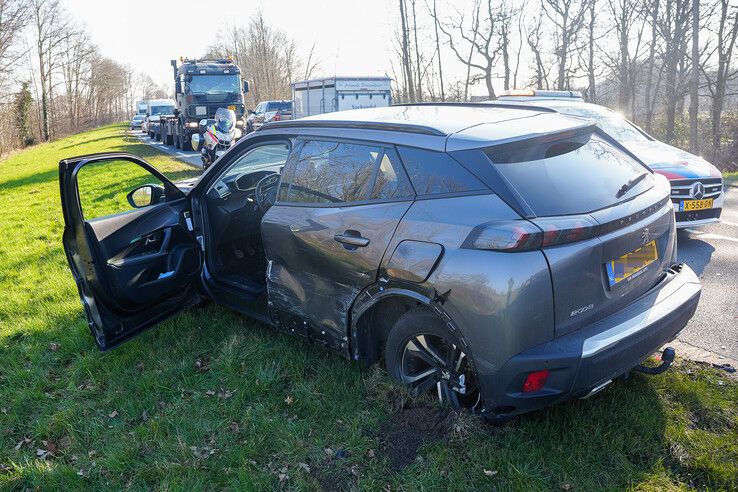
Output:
[291, 76, 392, 119]
[160, 57, 249, 151]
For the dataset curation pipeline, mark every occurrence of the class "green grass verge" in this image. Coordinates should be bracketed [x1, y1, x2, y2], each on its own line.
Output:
[0, 124, 736, 490]
[724, 171, 738, 185]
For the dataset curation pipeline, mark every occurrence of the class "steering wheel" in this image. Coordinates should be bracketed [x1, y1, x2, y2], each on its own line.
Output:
[254, 172, 281, 212]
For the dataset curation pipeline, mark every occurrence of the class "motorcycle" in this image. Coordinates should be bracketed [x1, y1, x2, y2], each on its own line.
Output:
[191, 108, 242, 170]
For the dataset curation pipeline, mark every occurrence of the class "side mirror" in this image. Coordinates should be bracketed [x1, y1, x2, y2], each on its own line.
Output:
[127, 184, 165, 208]
[175, 81, 182, 94]
[248, 109, 255, 115]
[243, 80, 250, 93]
[145, 113, 150, 117]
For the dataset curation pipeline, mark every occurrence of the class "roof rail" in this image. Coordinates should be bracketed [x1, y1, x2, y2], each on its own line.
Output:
[394, 101, 557, 113]
[259, 119, 446, 136]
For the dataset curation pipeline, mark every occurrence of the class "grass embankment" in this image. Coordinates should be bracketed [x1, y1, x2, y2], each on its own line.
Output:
[0, 124, 736, 490]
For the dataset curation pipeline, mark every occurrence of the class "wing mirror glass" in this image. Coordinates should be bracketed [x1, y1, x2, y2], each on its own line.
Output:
[127, 184, 165, 208]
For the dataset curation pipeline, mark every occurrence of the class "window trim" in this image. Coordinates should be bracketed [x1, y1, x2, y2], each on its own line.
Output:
[275, 136, 415, 208]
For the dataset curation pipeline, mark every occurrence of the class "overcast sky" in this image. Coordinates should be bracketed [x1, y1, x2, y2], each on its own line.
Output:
[63, 0, 406, 89]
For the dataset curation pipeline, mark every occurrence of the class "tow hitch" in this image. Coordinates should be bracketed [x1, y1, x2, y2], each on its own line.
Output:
[633, 346, 676, 375]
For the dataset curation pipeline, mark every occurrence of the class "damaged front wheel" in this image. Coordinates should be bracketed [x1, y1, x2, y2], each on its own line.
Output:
[385, 308, 481, 412]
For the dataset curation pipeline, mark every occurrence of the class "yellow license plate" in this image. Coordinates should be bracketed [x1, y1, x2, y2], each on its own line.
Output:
[606, 240, 658, 287]
[227, 105, 236, 111]
[680, 198, 713, 211]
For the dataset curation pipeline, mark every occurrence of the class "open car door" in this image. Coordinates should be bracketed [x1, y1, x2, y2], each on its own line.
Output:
[59, 153, 203, 350]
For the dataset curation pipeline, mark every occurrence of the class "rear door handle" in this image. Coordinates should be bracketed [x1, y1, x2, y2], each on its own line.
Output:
[334, 233, 370, 248]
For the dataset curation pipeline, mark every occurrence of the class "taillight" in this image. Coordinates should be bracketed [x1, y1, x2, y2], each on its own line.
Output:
[462, 216, 598, 252]
[522, 370, 550, 392]
[462, 221, 543, 251]
[534, 215, 598, 247]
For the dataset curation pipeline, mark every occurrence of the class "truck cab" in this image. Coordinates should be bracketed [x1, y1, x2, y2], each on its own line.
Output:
[163, 57, 249, 151]
[145, 99, 176, 140]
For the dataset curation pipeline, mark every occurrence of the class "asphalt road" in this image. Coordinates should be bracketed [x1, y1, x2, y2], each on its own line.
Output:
[676, 185, 738, 361]
[134, 131, 202, 167]
[138, 129, 737, 363]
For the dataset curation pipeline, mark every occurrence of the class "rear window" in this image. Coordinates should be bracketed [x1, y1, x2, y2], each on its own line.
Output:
[484, 132, 653, 216]
[397, 147, 487, 196]
[267, 101, 292, 112]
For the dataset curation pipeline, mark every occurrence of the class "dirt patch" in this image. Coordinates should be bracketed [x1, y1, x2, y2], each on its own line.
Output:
[687, 407, 736, 432]
[378, 406, 452, 471]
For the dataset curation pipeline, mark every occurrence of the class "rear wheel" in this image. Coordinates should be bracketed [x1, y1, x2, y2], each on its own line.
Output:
[385, 308, 481, 411]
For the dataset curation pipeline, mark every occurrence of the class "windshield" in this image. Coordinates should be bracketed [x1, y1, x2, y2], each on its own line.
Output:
[150, 105, 174, 115]
[187, 74, 240, 94]
[553, 104, 650, 142]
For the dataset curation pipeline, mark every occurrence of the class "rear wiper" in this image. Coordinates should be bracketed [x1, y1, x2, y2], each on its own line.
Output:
[616, 172, 649, 198]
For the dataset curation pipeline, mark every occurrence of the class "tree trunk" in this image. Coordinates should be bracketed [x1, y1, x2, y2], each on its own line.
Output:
[688, 0, 699, 152]
[432, 0, 445, 101]
[399, 0, 415, 102]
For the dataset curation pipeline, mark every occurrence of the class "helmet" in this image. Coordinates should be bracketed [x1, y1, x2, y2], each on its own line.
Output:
[215, 107, 236, 133]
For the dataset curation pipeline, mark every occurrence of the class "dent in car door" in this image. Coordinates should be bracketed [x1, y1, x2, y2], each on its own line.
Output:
[261, 140, 415, 353]
[60, 153, 202, 350]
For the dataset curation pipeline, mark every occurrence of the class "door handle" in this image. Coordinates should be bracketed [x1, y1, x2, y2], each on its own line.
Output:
[334, 232, 370, 248]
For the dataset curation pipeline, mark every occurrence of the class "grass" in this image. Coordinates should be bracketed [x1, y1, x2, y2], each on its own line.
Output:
[0, 124, 737, 490]
[724, 171, 738, 185]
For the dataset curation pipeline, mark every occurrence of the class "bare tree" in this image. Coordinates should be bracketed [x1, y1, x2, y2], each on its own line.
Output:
[439, 0, 501, 99]
[703, 0, 738, 160]
[398, 0, 416, 101]
[527, 14, 551, 89]
[30, 0, 72, 141]
[431, 0, 445, 100]
[0, 0, 27, 90]
[688, 0, 699, 152]
[542, 0, 591, 89]
[643, 0, 661, 131]
[657, 0, 692, 142]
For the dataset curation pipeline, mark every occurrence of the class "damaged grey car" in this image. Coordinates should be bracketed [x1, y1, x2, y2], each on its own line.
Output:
[59, 104, 701, 421]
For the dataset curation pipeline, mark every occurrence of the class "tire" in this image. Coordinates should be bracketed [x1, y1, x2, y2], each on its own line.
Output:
[385, 308, 481, 411]
[181, 131, 192, 151]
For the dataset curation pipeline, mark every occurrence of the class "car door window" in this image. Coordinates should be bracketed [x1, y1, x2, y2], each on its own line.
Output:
[76, 159, 171, 220]
[279, 140, 411, 205]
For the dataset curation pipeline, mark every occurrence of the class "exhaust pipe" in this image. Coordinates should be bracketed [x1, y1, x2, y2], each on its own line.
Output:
[633, 346, 675, 375]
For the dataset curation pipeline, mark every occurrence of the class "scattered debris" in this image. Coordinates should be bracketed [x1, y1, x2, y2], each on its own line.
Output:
[560, 482, 574, 490]
[285, 395, 294, 405]
[108, 410, 118, 418]
[228, 421, 240, 433]
[48, 342, 60, 352]
[298, 462, 311, 473]
[712, 363, 736, 373]
[195, 356, 210, 372]
[14, 437, 31, 451]
[334, 448, 350, 459]
[191, 446, 217, 459]
[484, 469, 498, 477]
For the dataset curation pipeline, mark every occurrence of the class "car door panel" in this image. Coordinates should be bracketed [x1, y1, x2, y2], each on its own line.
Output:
[60, 153, 202, 350]
[262, 201, 412, 350]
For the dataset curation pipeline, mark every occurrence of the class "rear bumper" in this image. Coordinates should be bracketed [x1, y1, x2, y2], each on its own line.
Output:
[480, 264, 701, 417]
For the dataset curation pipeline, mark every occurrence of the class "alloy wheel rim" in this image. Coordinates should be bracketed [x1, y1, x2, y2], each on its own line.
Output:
[399, 333, 480, 410]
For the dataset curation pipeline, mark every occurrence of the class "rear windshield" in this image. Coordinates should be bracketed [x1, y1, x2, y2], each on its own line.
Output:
[267, 101, 292, 112]
[484, 132, 653, 216]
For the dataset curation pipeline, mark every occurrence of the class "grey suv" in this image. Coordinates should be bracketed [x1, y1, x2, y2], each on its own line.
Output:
[59, 104, 701, 420]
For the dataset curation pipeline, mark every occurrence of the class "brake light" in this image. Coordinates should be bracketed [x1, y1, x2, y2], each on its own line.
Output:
[462, 221, 543, 251]
[503, 89, 536, 97]
[522, 370, 549, 392]
[534, 215, 598, 247]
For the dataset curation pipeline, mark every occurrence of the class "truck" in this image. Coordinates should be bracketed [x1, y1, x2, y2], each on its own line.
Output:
[160, 57, 249, 151]
[145, 99, 176, 140]
[291, 76, 392, 119]
[135, 100, 148, 115]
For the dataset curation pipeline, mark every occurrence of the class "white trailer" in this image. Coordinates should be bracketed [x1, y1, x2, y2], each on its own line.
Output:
[291, 76, 392, 119]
